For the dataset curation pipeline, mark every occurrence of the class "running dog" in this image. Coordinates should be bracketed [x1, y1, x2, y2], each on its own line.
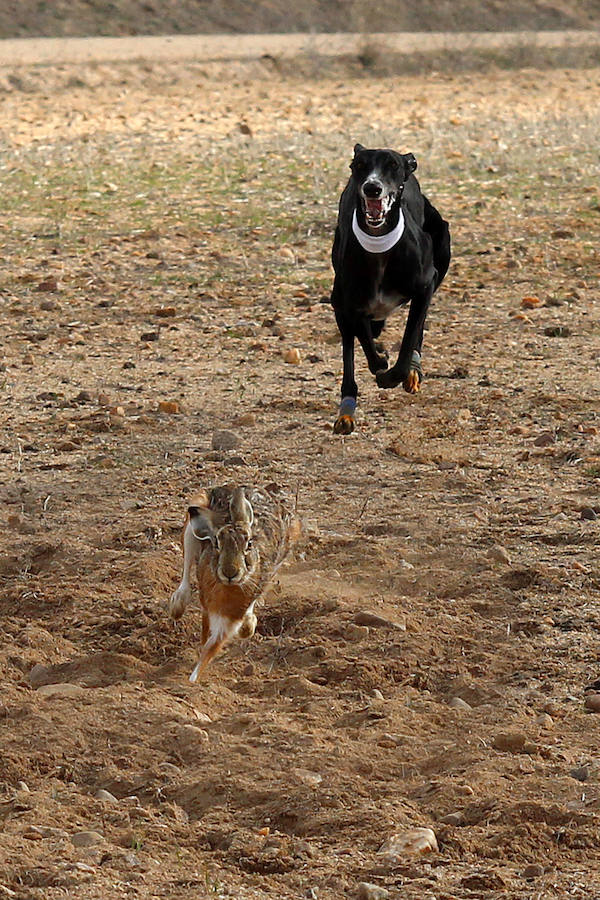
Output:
[330, 143, 451, 434]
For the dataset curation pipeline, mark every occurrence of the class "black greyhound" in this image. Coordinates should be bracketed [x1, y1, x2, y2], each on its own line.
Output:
[330, 143, 451, 434]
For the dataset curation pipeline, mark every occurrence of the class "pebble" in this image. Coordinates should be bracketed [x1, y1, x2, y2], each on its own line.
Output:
[154, 306, 177, 317]
[211, 429, 241, 451]
[521, 296, 542, 308]
[449, 697, 472, 711]
[344, 624, 369, 642]
[158, 400, 181, 414]
[533, 431, 555, 447]
[95, 789, 119, 803]
[378, 827, 438, 864]
[522, 863, 544, 880]
[357, 883, 390, 900]
[439, 812, 463, 826]
[236, 412, 257, 426]
[487, 545, 511, 564]
[493, 731, 536, 754]
[159, 762, 182, 778]
[580, 507, 597, 521]
[16, 781, 30, 792]
[29, 663, 50, 687]
[140, 331, 159, 342]
[533, 713, 554, 729]
[284, 347, 302, 365]
[544, 325, 570, 337]
[22, 353, 35, 365]
[25, 825, 69, 840]
[36, 276, 59, 292]
[354, 611, 405, 630]
[176, 724, 209, 742]
[71, 831, 105, 848]
[371, 689, 385, 701]
[569, 764, 590, 782]
[36, 683, 86, 699]
[40, 298, 60, 311]
[584, 693, 600, 712]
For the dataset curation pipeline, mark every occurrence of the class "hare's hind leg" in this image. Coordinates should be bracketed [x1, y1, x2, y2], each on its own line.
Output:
[169, 522, 200, 620]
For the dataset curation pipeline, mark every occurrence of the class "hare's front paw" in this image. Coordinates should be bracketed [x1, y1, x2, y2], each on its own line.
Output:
[169, 584, 191, 620]
[239, 611, 257, 639]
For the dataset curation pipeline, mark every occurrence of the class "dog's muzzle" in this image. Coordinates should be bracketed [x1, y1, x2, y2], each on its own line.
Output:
[361, 182, 395, 228]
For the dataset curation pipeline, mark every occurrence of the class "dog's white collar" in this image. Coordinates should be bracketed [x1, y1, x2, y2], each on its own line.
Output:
[352, 208, 405, 253]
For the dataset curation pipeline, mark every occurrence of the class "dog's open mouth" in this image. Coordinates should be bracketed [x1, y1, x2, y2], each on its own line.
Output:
[362, 193, 395, 228]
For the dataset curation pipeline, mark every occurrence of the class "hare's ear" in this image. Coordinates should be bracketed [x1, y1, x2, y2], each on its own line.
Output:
[188, 506, 215, 542]
[230, 487, 254, 530]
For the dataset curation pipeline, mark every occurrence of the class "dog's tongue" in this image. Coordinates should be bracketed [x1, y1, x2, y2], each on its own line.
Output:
[366, 198, 383, 218]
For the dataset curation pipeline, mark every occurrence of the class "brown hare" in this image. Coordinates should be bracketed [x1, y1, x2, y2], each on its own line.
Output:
[169, 484, 300, 682]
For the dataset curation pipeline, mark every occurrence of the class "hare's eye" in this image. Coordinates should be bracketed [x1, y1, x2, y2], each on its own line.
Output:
[246, 540, 253, 551]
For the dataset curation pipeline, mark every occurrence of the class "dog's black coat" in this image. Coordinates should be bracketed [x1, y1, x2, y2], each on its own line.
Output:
[330, 143, 451, 433]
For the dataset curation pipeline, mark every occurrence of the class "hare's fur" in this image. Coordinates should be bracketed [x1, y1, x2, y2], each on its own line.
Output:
[169, 484, 300, 681]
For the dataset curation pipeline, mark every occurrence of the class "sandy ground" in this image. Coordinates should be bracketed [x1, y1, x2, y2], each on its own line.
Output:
[0, 40, 600, 900]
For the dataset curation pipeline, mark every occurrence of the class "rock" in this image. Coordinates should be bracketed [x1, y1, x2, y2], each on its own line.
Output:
[544, 325, 570, 337]
[211, 429, 240, 451]
[344, 624, 369, 642]
[354, 611, 405, 630]
[95, 789, 119, 803]
[487, 545, 511, 564]
[371, 689, 385, 701]
[522, 863, 544, 880]
[159, 762, 182, 778]
[580, 507, 597, 521]
[492, 730, 529, 753]
[521, 296, 541, 308]
[584, 693, 600, 712]
[36, 276, 59, 292]
[176, 724, 209, 742]
[533, 431, 555, 447]
[16, 781, 30, 792]
[37, 683, 86, 699]
[357, 883, 390, 900]
[439, 812, 463, 826]
[158, 400, 181, 414]
[378, 827, 438, 864]
[570, 764, 591, 782]
[28, 663, 50, 687]
[236, 412, 257, 426]
[40, 298, 59, 311]
[449, 697, 472, 711]
[25, 825, 69, 840]
[534, 713, 554, 729]
[71, 831, 105, 848]
[22, 353, 35, 365]
[284, 347, 302, 365]
[140, 331, 160, 342]
[154, 306, 177, 317]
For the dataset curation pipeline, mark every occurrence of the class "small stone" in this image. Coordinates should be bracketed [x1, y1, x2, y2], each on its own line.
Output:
[40, 298, 59, 311]
[580, 507, 597, 521]
[569, 764, 590, 782]
[533, 431, 555, 447]
[140, 331, 159, 342]
[71, 831, 105, 848]
[357, 883, 390, 900]
[95, 789, 119, 803]
[521, 296, 542, 309]
[584, 693, 600, 712]
[159, 762, 182, 778]
[544, 325, 570, 337]
[75, 390, 94, 403]
[37, 683, 86, 699]
[36, 276, 59, 292]
[344, 624, 369, 642]
[354, 611, 405, 630]
[522, 863, 544, 880]
[109, 405, 126, 417]
[236, 412, 257, 426]
[371, 689, 385, 701]
[534, 713, 554, 729]
[492, 730, 528, 753]
[211, 429, 240, 451]
[158, 400, 181, 414]
[284, 347, 302, 365]
[154, 306, 177, 317]
[449, 697, 473, 711]
[16, 781, 30, 792]
[439, 812, 463, 826]
[378, 827, 438, 863]
[22, 353, 35, 365]
[487, 545, 511, 564]
[29, 663, 50, 687]
[25, 825, 69, 840]
[176, 724, 209, 742]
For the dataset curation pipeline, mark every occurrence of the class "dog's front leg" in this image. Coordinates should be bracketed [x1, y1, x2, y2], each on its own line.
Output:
[376, 285, 432, 391]
[333, 310, 358, 434]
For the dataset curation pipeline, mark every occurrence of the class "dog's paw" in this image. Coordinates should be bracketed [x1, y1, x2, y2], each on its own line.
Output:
[375, 368, 401, 389]
[333, 414, 355, 435]
[403, 369, 421, 394]
[169, 585, 191, 620]
[368, 353, 389, 375]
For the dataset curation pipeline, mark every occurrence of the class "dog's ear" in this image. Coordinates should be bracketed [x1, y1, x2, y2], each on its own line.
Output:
[353, 143, 366, 156]
[403, 153, 417, 175]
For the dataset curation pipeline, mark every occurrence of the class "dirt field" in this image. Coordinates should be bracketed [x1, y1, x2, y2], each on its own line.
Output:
[1, 47, 600, 900]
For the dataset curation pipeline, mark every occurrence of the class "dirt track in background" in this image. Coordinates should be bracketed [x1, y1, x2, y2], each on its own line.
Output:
[0, 48, 600, 900]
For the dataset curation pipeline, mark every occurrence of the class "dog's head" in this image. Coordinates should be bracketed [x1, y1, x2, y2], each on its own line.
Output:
[350, 144, 417, 229]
